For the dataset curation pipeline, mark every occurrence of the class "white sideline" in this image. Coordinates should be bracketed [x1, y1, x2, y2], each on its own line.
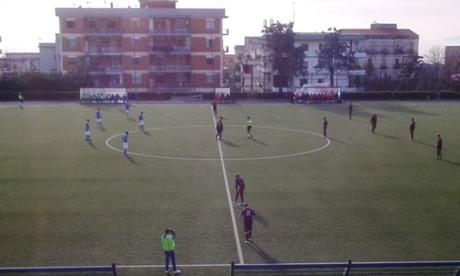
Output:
[211, 107, 245, 264]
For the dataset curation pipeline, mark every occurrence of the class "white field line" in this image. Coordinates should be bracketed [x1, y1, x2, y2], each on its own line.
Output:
[211, 108, 245, 264]
[118, 263, 230, 269]
[104, 125, 330, 161]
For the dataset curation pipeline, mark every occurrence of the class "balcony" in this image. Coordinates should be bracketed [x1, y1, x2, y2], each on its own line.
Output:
[84, 28, 122, 35]
[88, 66, 124, 75]
[150, 46, 191, 54]
[150, 84, 192, 92]
[86, 46, 123, 55]
[150, 28, 190, 36]
[151, 65, 191, 72]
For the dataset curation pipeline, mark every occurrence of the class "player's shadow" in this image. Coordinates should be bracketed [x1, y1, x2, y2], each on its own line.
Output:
[88, 141, 98, 150]
[99, 126, 107, 132]
[375, 133, 401, 140]
[125, 154, 139, 165]
[128, 117, 136, 122]
[254, 214, 270, 229]
[248, 242, 279, 263]
[252, 138, 269, 147]
[221, 140, 238, 148]
[142, 130, 152, 136]
[444, 159, 460, 167]
[414, 140, 435, 148]
[328, 137, 347, 144]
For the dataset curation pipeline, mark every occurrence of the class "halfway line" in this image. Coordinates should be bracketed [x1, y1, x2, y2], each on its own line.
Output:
[211, 107, 245, 264]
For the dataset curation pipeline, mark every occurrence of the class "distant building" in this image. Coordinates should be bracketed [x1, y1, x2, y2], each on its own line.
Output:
[55, 0, 226, 93]
[0, 53, 40, 75]
[235, 23, 419, 92]
[445, 46, 460, 75]
[39, 43, 58, 73]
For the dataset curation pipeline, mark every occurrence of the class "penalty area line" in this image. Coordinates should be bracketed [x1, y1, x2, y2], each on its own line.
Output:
[211, 107, 245, 264]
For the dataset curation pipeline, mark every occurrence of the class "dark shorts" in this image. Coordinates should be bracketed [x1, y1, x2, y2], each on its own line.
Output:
[247, 126, 252, 132]
[244, 221, 253, 232]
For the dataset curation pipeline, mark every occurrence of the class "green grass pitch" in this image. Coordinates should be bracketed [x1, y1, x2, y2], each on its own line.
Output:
[0, 101, 459, 275]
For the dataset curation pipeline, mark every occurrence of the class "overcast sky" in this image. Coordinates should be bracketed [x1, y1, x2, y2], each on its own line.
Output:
[0, 0, 459, 56]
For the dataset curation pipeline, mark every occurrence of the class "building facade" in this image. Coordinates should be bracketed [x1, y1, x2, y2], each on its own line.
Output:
[55, 0, 226, 93]
[39, 43, 58, 73]
[0, 53, 40, 75]
[234, 23, 419, 92]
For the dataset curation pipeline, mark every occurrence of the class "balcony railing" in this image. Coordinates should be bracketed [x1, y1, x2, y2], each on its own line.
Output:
[84, 28, 122, 35]
[86, 46, 123, 55]
[150, 84, 192, 92]
[88, 66, 124, 75]
[151, 65, 191, 72]
[150, 28, 190, 35]
[150, 46, 191, 53]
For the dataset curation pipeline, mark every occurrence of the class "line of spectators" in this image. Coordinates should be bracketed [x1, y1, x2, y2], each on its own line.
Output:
[291, 92, 341, 104]
[80, 93, 127, 104]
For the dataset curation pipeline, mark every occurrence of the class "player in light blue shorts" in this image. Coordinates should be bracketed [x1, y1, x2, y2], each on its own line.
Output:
[84, 119, 91, 142]
[122, 131, 129, 155]
[124, 101, 130, 117]
[138, 111, 145, 131]
[96, 108, 103, 128]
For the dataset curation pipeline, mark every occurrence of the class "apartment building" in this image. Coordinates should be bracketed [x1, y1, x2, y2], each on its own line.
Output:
[235, 23, 419, 92]
[55, 0, 226, 93]
[0, 53, 40, 75]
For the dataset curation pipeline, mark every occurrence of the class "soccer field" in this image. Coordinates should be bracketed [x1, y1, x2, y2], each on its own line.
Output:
[0, 101, 459, 275]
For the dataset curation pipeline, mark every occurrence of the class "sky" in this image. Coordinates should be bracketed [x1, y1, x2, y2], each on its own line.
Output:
[0, 0, 459, 57]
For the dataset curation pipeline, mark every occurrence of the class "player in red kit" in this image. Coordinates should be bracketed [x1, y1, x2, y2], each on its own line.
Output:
[216, 116, 223, 140]
[234, 174, 246, 205]
[323, 117, 328, 137]
[409, 118, 415, 142]
[240, 204, 256, 244]
[436, 134, 443, 160]
[370, 114, 378, 134]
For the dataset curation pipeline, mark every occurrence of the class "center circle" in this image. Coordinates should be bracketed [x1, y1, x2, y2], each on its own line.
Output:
[105, 125, 330, 161]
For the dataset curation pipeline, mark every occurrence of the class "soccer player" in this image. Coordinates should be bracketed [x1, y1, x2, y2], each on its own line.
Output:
[161, 228, 181, 274]
[246, 116, 253, 139]
[436, 134, 443, 160]
[234, 174, 246, 205]
[348, 102, 353, 120]
[323, 117, 328, 137]
[124, 101, 130, 117]
[96, 108, 103, 128]
[409, 118, 415, 142]
[122, 131, 129, 155]
[240, 204, 256, 244]
[18, 92, 24, 108]
[212, 99, 217, 115]
[370, 113, 378, 134]
[216, 116, 224, 140]
[138, 111, 145, 131]
[84, 119, 91, 142]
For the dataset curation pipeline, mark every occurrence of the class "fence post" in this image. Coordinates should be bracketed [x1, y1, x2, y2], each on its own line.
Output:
[112, 263, 117, 276]
[343, 260, 352, 276]
[230, 261, 234, 276]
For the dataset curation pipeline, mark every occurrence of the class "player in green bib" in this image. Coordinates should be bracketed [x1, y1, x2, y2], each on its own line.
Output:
[161, 228, 181, 274]
[246, 116, 253, 139]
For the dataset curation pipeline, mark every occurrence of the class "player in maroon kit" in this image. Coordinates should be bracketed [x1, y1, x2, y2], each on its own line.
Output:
[436, 134, 443, 160]
[370, 113, 378, 134]
[323, 117, 328, 137]
[240, 204, 256, 244]
[234, 174, 246, 205]
[216, 116, 224, 140]
[348, 102, 353, 120]
[409, 118, 415, 142]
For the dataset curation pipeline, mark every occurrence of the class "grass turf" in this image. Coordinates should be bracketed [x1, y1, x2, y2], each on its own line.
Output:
[0, 101, 459, 275]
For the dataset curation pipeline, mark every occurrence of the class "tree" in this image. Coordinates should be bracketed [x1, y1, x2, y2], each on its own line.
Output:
[424, 45, 445, 90]
[316, 28, 356, 87]
[262, 21, 306, 91]
[400, 54, 423, 90]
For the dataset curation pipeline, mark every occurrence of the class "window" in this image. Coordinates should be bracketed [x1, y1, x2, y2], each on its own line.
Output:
[206, 38, 213, 48]
[206, 18, 215, 30]
[318, 79, 324, 83]
[68, 38, 77, 49]
[68, 57, 77, 65]
[66, 19, 75, 28]
[131, 38, 141, 48]
[131, 18, 140, 28]
[206, 74, 215, 84]
[132, 57, 140, 65]
[132, 73, 142, 84]
[318, 43, 323, 51]
[206, 57, 214, 65]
